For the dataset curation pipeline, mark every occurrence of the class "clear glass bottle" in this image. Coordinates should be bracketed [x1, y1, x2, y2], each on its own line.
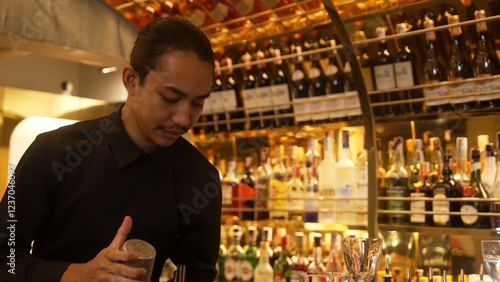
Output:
[291, 232, 309, 274]
[428, 137, 443, 184]
[334, 130, 358, 225]
[481, 143, 497, 195]
[223, 159, 240, 216]
[270, 145, 288, 220]
[385, 136, 410, 224]
[453, 137, 470, 187]
[256, 147, 272, 220]
[224, 225, 244, 281]
[240, 226, 260, 281]
[286, 146, 304, 221]
[461, 148, 491, 228]
[318, 131, 336, 224]
[254, 238, 274, 282]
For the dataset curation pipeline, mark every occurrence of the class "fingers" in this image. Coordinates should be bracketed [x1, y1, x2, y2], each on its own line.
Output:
[109, 216, 133, 250]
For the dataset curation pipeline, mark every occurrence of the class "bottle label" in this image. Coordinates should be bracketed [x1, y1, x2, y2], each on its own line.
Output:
[326, 92, 346, 119]
[423, 86, 442, 106]
[242, 88, 259, 113]
[292, 69, 305, 81]
[222, 89, 238, 111]
[271, 83, 291, 110]
[256, 85, 274, 111]
[293, 97, 311, 122]
[433, 192, 450, 225]
[211, 90, 226, 113]
[270, 178, 287, 218]
[210, 2, 229, 22]
[386, 186, 405, 211]
[260, 0, 279, 8]
[325, 64, 339, 76]
[201, 94, 214, 114]
[344, 91, 362, 116]
[221, 183, 233, 207]
[256, 180, 269, 210]
[233, 0, 254, 15]
[462, 185, 475, 197]
[187, 8, 207, 27]
[373, 64, 396, 90]
[224, 258, 239, 280]
[394, 61, 415, 87]
[308, 66, 321, 79]
[309, 96, 328, 121]
[461, 203, 479, 225]
[410, 192, 426, 223]
[240, 260, 254, 281]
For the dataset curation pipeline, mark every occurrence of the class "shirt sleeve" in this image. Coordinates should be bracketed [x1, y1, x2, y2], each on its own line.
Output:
[171, 158, 222, 282]
[0, 135, 71, 282]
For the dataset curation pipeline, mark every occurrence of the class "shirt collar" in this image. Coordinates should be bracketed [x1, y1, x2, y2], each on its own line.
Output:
[106, 105, 171, 174]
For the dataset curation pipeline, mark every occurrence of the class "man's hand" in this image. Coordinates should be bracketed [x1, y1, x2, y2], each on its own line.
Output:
[61, 216, 147, 281]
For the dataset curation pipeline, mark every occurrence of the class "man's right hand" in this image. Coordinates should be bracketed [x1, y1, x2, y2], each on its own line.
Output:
[60, 216, 147, 282]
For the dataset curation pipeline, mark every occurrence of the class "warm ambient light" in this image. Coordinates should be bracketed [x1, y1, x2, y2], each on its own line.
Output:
[100, 66, 117, 74]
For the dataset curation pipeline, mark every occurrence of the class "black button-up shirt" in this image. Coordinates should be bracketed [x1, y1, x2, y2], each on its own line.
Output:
[0, 106, 222, 282]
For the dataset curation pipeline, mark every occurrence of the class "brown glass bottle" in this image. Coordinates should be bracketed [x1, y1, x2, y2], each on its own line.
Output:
[431, 154, 462, 227]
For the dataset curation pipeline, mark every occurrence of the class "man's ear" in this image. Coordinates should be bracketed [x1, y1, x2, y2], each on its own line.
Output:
[122, 65, 137, 96]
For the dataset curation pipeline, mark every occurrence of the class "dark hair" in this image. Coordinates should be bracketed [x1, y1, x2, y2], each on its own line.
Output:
[129, 17, 214, 85]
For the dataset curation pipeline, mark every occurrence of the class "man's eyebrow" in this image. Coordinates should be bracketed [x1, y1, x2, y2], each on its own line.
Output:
[164, 85, 211, 99]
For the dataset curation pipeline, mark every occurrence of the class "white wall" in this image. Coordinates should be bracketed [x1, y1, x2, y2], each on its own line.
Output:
[0, 53, 126, 102]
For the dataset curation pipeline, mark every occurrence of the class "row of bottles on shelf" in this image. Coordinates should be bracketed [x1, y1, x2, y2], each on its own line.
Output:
[217, 128, 368, 226]
[378, 131, 500, 229]
[192, 5, 500, 134]
[217, 224, 346, 281]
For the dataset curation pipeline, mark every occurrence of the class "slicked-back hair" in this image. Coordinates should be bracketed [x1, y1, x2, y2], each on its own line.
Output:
[129, 16, 214, 85]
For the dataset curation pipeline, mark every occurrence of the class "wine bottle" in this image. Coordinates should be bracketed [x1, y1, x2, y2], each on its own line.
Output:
[239, 156, 256, 220]
[269, 145, 288, 220]
[421, 162, 434, 226]
[222, 158, 240, 215]
[377, 138, 388, 224]
[446, 15, 476, 111]
[273, 234, 292, 282]
[491, 132, 500, 228]
[307, 41, 328, 124]
[304, 138, 320, 223]
[385, 136, 410, 224]
[286, 146, 305, 221]
[240, 49, 258, 131]
[325, 39, 347, 122]
[256, 147, 272, 220]
[461, 148, 491, 228]
[453, 137, 470, 187]
[255, 46, 276, 129]
[290, 46, 311, 126]
[394, 23, 422, 114]
[291, 232, 309, 273]
[212, 60, 228, 132]
[473, 9, 500, 108]
[422, 19, 450, 113]
[240, 226, 260, 281]
[307, 233, 327, 274]
[221, 57, 245, 132]
[428, 137, 443, 185]
[372, 26, 397, 117]
[482, 143, 497, 195]
[271, 47, 294, 127]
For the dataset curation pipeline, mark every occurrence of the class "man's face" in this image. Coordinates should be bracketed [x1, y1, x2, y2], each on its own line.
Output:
[125, 50, 213, 150]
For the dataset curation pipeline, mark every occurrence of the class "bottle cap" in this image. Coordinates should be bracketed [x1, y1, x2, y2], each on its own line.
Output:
[424, 19, 436, 41]
[475, 10, 487, 32]
[447, 15, 462, 36]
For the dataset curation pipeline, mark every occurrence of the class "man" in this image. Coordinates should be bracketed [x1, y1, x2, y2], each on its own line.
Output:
[0, 17, 221, 281]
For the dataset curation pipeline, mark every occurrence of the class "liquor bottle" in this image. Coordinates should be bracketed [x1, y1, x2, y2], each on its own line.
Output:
[372, 26, 397, 117]
[473, 9, 500, 108]
[224, 225, 244, 281]
[491, 132, 500, 227]
[394, 23, 422, 114]
[482, 143, 497, 195]
[291, 232, 309, 273]
[453, 137, 470, 187]
[325, 39, 347, 122]
[408, 139, 427, 225]
[238, 156, 256, 220]
[304, 163, 319, 223]
[290, 45, 311, 126]
[307, 233, 326, 274]
[274, 234, 292, 282]
[421, 162, 434, 226]
[255, 46, 276, 129]
[254, 234, 274, 282]
[211, 60, 228, 132]
[422, 19, 449, 113]
[333, 130, 358, 225]
[326, 233, 345, 273]
[461, 148, 491, 228]
[240, 226, 260, 281]
[318, 131, 336, 224]
[241, 50, 258, 131]
[307, 41, 328, 124]
[222, 57, 245, 132]
[428, 137, 443, 184]
[261, 226, 275, 265]
[377, 138, 388, 224]
[432, 154, 462, 227]
[222, 158, 239, 215]
[271, 47, 294, 127]
[256, 147, 272, 220]
[270, 145, 288, 220]
[354, 31, 375, 93]
[286, 146, 304, 221]
[446, 15, 476, 111]
[385, 136, 410, 224]
[407, 139, 425, 191]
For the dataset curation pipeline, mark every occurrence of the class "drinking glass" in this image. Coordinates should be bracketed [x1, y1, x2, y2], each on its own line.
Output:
[481, 240, 500, 282]
[341, 237, 383, 282]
